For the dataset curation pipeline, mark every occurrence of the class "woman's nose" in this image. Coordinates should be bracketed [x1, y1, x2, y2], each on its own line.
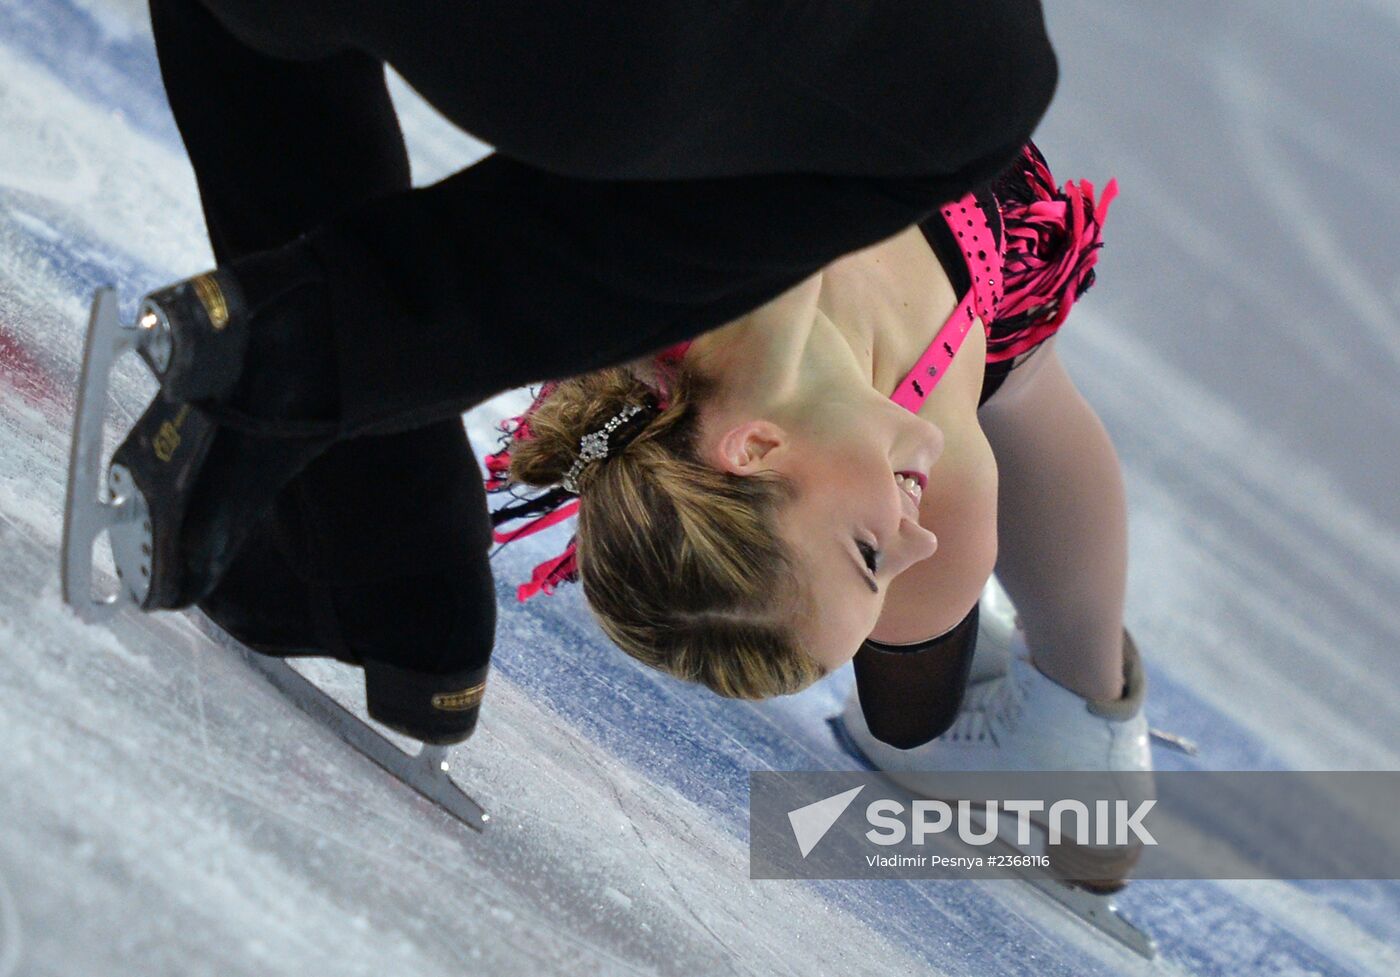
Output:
[895, 517, 939, 570]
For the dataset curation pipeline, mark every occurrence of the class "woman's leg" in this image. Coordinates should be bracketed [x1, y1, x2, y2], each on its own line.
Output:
[167, 0, 1059, 437]
[150, 0, 495, 739]
[976, 339, 1129, 701]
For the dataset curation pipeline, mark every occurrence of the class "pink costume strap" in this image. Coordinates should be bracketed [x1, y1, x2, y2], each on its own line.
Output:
[888, 192, 999, 413]
[891, 142, 1117, 407]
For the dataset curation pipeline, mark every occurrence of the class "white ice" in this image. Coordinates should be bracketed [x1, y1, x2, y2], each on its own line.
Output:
[1, 1, 1398, 975]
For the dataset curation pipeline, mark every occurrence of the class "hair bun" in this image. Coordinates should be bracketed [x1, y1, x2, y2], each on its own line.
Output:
[504, 368, 660, 489]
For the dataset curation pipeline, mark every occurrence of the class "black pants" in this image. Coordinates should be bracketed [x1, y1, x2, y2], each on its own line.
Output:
[153, 0, 1057, 676]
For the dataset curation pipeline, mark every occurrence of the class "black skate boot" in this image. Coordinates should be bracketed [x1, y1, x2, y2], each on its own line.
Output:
[198, 508, 494, 746]
[136, 240, 336, 422]
[63, 239, 342, 618]
[205, 561, 494, 746]
[330, 554, 498, 746]
[201, 570, 491, 748]
[98, 396, 331, 610]
[130, 267, 250, 404]
[197, 513, 325, 657]
[197, 544, 494, 828]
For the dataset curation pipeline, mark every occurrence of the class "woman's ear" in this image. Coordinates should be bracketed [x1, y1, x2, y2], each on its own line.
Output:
[714, 420, 786, 476]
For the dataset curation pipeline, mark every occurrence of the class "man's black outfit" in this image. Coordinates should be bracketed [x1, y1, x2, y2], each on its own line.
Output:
[148, 0, 1058, 740]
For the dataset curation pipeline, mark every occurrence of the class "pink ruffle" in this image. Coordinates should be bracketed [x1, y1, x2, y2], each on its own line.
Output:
[988, 144, 1117, 362]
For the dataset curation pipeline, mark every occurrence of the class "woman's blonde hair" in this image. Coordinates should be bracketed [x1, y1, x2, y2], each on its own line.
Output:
[507, 362, 826, 698]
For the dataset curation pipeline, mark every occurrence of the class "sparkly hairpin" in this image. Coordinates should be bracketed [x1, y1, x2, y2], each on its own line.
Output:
[485, 385, 665, 602]
[561, 403, 650, 494]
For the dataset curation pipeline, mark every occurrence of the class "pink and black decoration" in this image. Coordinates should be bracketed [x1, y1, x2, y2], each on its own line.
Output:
[485, 141, 1116, 602]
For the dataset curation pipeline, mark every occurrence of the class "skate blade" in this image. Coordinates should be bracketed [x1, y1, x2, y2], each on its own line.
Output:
[1013, 868, 1158, 959]
[61, 287, 146, 622]
[225, 638, 489, 833]
[1149, 727, 1199, 756]
[826, 713, 1157, 959]
[963, 799, 1156, 958]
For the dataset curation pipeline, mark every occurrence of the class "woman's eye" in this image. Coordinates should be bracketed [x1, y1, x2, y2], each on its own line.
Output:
[856, 540, 881, 575]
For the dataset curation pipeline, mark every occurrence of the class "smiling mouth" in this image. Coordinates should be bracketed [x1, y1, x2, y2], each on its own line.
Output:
[895, 470, 927, 491]
[894, 470, 924, 506]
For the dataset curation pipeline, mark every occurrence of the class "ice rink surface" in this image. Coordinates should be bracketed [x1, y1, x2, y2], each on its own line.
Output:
[1, 1, 1398, 974]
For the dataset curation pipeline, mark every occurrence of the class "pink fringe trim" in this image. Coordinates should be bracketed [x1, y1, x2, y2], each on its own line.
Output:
[988, 144, 1118, 363]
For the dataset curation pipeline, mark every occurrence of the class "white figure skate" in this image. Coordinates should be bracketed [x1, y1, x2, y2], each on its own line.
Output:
[831, 582, 1160, 956]
[842, 601, 1152, 880]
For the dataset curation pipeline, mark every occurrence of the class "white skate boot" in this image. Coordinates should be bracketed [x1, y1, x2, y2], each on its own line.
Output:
[838, 595, 1153, 891]
[966, 573, 1015, 683]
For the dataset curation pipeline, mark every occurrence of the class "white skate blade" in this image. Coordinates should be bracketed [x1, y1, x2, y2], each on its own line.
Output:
[61, 287, 144, 622]
[224, 636, 490, 833]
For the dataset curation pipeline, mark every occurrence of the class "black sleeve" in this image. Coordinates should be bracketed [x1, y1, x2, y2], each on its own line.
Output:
[308, 151, 1035, 438]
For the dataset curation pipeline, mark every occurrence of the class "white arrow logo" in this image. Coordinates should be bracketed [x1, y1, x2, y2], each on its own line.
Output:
[787, 786, 864, 858]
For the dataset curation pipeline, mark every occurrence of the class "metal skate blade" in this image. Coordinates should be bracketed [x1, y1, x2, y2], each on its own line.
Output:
[827, 714, 1157, 959]
[1149, 727, 1199, 756]
[62, 287, 141, 622]
[969, 805, 1157, 959]
[228, 642, 489, 833]
[1015, 873, 1157, 959]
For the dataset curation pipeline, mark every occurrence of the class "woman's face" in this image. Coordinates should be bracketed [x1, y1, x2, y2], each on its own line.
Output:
[710, 392, 943, 671]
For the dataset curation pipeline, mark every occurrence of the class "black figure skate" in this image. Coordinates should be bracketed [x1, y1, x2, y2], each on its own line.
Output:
[61, 264, 489, 832]
[62, 265, 336, 617]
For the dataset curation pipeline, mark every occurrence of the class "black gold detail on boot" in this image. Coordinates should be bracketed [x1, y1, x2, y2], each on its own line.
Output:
[364, 660, 490, 745]
[139, 268, 250, 402]
[431, 681, 488, 713]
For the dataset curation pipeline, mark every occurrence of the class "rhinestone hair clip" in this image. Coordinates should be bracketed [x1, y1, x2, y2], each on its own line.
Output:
[561, 403, 649, 494]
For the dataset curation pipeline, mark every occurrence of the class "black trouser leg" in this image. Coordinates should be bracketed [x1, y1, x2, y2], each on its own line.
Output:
[201, 0, 1056, 181]
[151, 0, 494, 741]
[186, 0, 1057, 436]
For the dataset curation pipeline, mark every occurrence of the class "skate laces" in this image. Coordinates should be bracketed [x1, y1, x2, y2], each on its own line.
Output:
[939, 658, 1032, 746]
